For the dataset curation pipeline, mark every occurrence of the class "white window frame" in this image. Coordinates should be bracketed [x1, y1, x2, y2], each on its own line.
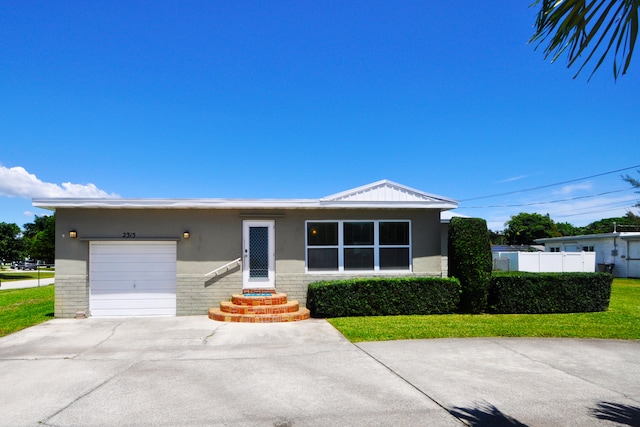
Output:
[305, 219, 412, 273]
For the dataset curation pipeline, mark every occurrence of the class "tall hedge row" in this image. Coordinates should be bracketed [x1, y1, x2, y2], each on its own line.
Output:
[448, 217, 493, 313]
[306, 277, 461, 318]
[489, 272, 613, 314]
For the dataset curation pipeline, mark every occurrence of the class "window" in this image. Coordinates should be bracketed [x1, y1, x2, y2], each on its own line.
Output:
[379, 221, 410, 270]
[582, 245, 595, 252]
[306, 220, 411, 272]
[306, 222, 338, 271]
[550, 247, 560, 252]
[344, 222, 374, 270]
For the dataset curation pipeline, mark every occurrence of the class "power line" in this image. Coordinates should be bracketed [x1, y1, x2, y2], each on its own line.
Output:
[460, 164, 640, 202]
[461, 188, 633, 209]
[553, 205, 637, 218]
[549, 198, 637, 216]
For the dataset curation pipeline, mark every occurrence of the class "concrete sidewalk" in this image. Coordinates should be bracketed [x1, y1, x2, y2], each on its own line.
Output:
[0, 277, 55, 290]
[0, 317, 638, 426]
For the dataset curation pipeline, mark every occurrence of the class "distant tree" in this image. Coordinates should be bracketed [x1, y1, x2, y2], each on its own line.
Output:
[623, 171, 640, 208]
[0, 222, 24, 263]
[504, 212, 559, 245]
[22, 215, 55, 263]
[555, 221, 582, 236]
[489, 229, 507, 245]
[530, 0, 639, 80]
[582, 212, 640, 234]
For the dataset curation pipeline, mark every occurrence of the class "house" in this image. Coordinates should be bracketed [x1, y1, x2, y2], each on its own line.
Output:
[536, 232, 640, 278]
[33, 180, 458, 318]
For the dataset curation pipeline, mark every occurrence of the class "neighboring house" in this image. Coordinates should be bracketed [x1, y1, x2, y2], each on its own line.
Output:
[33, 180, 458, 318]
[536, 232, 640, 278]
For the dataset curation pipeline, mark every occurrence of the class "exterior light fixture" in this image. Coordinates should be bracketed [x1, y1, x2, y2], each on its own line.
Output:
[183, 231, 190, 239]
[69, 230, 78, 238]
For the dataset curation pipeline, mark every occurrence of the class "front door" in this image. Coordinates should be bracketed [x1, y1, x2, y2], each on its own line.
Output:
[242, 220, 275, 289]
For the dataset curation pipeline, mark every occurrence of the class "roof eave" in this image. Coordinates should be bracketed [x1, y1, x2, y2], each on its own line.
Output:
[33, 198, 458, 210]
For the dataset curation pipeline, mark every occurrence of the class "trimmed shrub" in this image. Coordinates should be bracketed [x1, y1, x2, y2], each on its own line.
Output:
[306, 277, 461, 318]
[489, 272, 613, 314]
[448, 217, 492, 313]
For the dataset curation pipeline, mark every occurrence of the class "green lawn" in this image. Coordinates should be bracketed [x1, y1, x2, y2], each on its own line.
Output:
[329, 278, 640, 342]
[0, 285, 55, 337]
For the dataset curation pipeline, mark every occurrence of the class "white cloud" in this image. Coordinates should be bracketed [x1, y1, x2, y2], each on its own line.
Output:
[553, 182, 593, 195]
[0, 165, 120, 199]
[496, 175, 527, 183]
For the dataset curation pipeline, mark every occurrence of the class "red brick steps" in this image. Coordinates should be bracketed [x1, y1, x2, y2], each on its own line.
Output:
[209, 291, 310, 323]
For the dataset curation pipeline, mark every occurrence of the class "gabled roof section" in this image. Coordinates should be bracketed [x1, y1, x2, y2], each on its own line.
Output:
[33, 180, 458, 211]
[322, 180, 457, 205]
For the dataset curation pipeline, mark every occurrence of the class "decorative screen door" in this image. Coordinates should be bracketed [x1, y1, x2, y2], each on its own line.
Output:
[242, 220, 275, 289]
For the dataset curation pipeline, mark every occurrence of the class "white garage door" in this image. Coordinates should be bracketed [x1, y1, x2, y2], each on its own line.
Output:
[90, 241, 177, 317]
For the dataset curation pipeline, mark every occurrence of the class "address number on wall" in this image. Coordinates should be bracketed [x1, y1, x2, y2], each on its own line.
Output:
[122, 232, 136, 238]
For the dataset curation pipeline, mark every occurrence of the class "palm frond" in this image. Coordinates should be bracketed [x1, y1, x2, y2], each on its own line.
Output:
[530, 0, 640, 80]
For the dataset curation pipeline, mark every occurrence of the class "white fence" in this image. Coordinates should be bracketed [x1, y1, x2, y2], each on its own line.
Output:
[493, 252, 596, 273]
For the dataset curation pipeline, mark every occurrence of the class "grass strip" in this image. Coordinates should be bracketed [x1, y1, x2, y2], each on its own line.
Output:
[329, 278, 640, 342]
[0, 271, 55, 282]
[0, 285, 55, 337]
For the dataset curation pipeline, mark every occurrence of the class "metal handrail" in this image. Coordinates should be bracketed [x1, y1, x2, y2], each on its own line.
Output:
[204, 258, 241, 277]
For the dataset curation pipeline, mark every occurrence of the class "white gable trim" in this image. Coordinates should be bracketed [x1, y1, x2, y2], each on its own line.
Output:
[322, 179, 456, 204]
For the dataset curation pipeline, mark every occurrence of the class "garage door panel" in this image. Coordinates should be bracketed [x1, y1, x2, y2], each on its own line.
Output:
[90, 279, 176, 288]
[90, 241, 177, 317]
[90, 307, 176, 317]
[90, 254, 175, 265]
[90, 293, 176, 303]
[91, 242, 175, 252]
[91, 265, 176, 275]
[90, 290, 176, 300]
[90, 281, 176, 292]
[90, 253, 177, 265]
[91, 299, 174, 309]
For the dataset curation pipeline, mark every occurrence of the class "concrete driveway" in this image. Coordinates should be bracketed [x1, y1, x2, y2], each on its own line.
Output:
[0, 317, 638, 427]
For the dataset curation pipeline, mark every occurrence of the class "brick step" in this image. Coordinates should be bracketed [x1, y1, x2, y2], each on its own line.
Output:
[208, 307, 311, 323]
[219, 300, 300, 315]
[242, 288, 276, 295]
[231, 293, 288, 306]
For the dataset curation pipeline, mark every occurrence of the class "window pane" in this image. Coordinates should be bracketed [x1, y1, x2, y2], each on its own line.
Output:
[308, 248, 338, 271]
[344, 222, 374, 245]
[379, 222, 409, 245]
[307, 222, 338, 246]
[380, 248, 410, 270]
[344, 248, 374, 270]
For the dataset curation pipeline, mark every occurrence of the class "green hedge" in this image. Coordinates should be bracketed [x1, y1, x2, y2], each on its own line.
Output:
[448, 217, 492, 313]
[489, 272, 613, 314]
[306, 277, 461, 318]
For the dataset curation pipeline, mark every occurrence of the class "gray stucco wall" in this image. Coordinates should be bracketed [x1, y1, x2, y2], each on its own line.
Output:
[54, 207, 443, 317]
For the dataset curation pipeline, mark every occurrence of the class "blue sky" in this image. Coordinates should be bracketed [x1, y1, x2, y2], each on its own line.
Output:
[1, 1, 638, 231]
